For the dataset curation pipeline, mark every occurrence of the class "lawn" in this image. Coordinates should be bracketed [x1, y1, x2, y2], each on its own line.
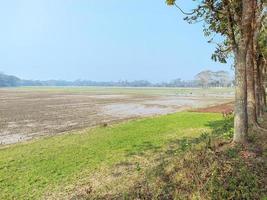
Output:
[0, 112, 222, 199]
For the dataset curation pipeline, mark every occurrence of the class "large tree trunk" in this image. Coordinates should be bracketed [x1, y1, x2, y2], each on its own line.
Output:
[260, 59, 266, 110]
[247, 40, 257, 126]
[263, 61, 267, 108]
[234, 52, 248, 143]
[260, 60, 266, 113]
[252, 0, 265, 119]
[256, 57, 264, 118]
[233, 0, 253, 143]
[255, 57, 262, 117]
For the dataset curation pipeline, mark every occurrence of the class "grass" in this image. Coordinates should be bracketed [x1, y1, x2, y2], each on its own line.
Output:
[0, 112, 222, 199]
[88, 114, 266, 200]
[121, 143, 266, 200]
[1, 86, 234, 96]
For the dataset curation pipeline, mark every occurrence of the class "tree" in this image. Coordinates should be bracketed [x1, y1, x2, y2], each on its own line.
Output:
[195, 70, 213, 87]
[195, 70, 232, 87]
[215, 71, 232, 87]
[166, 0, 266, 143]
[0, 73, 21, 87]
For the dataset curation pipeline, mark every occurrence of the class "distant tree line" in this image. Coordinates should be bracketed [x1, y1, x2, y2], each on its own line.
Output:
[0, 70, 233, 88]
[195, 70, 233, 87]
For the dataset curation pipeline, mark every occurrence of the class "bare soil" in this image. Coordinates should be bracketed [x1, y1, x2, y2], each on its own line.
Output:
[0, 88, 232, 145]
[192, 102, 234, 113]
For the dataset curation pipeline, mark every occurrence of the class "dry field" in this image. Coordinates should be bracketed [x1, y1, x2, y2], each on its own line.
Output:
[0, 87, 233, 145]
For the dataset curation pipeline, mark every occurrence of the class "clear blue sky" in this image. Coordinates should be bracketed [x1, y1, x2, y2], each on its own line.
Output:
[0, 0, 232, 82]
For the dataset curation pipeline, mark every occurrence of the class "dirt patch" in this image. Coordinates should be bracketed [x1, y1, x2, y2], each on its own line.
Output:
[192, 102, 234, 113]
[0, 88, 233, 145]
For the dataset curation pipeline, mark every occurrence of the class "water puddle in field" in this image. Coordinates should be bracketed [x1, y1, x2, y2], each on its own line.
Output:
[0, 133, 31, 145]
[101, 96, 229, 118]
[102, 103, 179, 118]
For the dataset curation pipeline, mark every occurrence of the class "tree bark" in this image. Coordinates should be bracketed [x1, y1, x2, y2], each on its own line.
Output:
[255, 56, 262, 117]
[252, 0, 265, 119]
[247, 40, 257, 126]
[233, 0, 253, 143]
[260, 59, 266, 113]
[234, 52, 248, 143]
[256, 57, 265, 118]
[263, 61, 267, 108]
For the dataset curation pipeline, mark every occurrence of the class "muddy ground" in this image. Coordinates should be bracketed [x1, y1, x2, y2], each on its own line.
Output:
[193, 102, 234, 113]
[0, 88, 233, 145]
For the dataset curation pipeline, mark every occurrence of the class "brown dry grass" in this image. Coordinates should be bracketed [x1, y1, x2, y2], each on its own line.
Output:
[75, 113, 267, 200]
[192, 102, 234, 113]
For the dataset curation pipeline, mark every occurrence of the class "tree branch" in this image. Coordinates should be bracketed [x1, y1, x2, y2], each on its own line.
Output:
[224, 0, 238, 53]
[174, 3, 195, 15]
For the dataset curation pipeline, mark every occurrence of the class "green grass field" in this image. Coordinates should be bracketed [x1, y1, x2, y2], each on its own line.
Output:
[0, 112, 222, 199]
[5, 86, 234, 96]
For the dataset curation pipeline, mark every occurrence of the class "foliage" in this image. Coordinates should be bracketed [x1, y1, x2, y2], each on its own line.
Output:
[212, 113, 234, 139]
[166, 0, 236, 63]
[166, 0, 265, 64]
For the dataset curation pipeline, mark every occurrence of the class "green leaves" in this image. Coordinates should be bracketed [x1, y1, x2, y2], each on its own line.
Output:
[165, 0, 176, 6]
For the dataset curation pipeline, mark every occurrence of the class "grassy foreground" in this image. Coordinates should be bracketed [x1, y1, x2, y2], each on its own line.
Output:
[0, 112, 221, 199]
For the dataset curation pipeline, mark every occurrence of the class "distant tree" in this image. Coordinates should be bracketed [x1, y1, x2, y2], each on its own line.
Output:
[195, 70, 213, 88]
[0, 73, 21, 87]
[194, 70, 232, 87]
[214, 71, 232, 87]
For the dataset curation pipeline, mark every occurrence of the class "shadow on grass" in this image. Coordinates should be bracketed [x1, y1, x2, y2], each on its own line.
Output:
[82, 116, 255, 200]
[77, 114, 265, 199]
[85, 116, 236, 199]
[125, 141, 161, 156]
[118, 115, 265, 200]
[164, 116, 234, 156]
[125, 116, 234, 158]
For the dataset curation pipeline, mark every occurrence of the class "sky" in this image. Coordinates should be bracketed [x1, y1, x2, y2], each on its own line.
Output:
[0, 0, 233, 82]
